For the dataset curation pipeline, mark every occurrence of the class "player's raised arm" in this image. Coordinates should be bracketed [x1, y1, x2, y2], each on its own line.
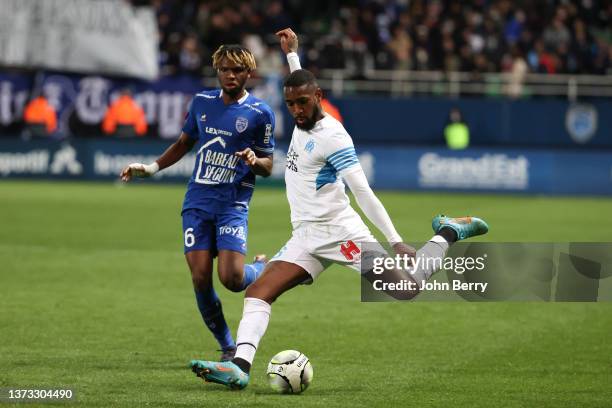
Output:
[120, 132, 196, 182]
[276, 28, 301, 73]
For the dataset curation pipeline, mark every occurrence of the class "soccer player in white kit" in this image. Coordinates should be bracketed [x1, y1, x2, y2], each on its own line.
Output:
[190, 29, 489, 389]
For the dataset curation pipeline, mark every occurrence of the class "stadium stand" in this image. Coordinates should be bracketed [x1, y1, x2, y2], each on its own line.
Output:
[140, 0, 611, 77]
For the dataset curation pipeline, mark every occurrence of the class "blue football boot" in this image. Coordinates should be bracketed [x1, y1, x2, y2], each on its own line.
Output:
[190, 360, 249, 390]
[432, 215, 489, 240]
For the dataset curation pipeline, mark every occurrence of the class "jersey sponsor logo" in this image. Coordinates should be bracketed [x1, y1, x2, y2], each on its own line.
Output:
[245, 104, 263, 114]
[264, 123, 272, 144]
[236, 116, 249, 133]
[205, 127, 232, 137]
[200, 163, 237, 184]
[204, 150, 239, 167]
[340, 240, 361, 261]
[194, 142, 240, 184]
[201, 136, 226, 149]
[304, 139, 315, 153]
[219, 225, 246, 240]
[286, 146, 299, 172]
[200, 150, 240, 183]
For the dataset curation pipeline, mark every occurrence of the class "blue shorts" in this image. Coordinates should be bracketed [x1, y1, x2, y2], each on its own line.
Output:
[182, 207, 248, 255]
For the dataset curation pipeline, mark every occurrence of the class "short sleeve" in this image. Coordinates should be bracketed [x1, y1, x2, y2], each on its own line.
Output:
[323, 131, 360, 174]
[181, 98, 198, 139]
[252, 107, 275, 156]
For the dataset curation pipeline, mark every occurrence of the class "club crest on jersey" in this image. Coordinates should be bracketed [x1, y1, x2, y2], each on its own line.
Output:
[236, 117, 249, 133]
[340, 240, 361, 261]
[304, 139, 316, 153]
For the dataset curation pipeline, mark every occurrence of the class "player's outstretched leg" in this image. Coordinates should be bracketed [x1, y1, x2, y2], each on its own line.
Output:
[403, 215, 489, 292]
[432, 215, 489, 240]
[190, 360, 249, 390]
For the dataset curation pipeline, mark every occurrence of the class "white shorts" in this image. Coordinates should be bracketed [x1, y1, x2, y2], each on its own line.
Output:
[270, 217, 389, 282]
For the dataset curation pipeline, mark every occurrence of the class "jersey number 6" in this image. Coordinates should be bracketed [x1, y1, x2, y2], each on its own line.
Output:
[184, 228, 195, 247]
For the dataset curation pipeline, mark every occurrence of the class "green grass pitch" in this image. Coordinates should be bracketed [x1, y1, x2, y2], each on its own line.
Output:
[1, 180, 611, 407]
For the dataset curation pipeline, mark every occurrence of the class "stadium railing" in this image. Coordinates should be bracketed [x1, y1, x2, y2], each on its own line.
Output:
[320, 70, 612, 99]
[203, 68, 612, 99]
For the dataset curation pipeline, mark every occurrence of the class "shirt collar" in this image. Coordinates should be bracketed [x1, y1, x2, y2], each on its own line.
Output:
[219, 90, 249, 104]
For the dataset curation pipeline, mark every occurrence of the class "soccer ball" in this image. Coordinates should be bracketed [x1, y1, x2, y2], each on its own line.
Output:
[266, 350, 313, 394]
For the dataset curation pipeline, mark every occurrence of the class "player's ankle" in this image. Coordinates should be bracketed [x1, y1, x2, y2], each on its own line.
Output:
[437, 227, 458, 243]
[232, 357, 251, 374]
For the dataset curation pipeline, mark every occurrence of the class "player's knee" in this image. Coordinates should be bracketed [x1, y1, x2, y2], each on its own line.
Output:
[245, 280, 277, 304]
[190, 268, 212, 291]
[244, 281, 259, 298]
[218, 270, 243, 292]
[191, 274, 211, 291]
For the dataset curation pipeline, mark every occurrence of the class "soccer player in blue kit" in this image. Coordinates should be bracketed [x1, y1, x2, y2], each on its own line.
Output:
[120, 45, 275, 361]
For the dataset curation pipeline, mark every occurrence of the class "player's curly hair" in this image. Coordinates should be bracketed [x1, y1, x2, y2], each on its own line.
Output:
[212, 45, 256, 71]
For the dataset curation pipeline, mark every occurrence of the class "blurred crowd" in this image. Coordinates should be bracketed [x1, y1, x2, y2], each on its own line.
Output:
[128, 0, 612, 78]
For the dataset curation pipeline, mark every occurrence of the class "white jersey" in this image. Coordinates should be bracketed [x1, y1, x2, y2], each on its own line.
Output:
[271, 53, 404, 280]
[284, 114, 362, 227]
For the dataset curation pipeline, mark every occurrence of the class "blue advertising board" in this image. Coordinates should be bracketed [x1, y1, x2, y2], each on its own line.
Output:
[332, 97, 612, 148]
[1, 139, 610, 196]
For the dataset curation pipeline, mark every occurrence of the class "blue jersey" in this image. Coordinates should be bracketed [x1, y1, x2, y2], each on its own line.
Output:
[181, 90, 275, 213]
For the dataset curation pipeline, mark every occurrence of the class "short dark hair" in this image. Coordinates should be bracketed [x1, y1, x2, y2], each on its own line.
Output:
[283, 69, 318, 88]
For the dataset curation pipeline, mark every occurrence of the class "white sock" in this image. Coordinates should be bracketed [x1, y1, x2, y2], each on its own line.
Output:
[234, 297, 271, 365]
[409, 235, 449, 289]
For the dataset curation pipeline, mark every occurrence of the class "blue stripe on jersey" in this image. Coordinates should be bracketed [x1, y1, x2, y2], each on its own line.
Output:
[330, 152, 358, 165]
[334, 157, 359, 171]
[327, 147, 355, 161]
[328, 149, 356, 163]
[329, 151, 359, 171]
[315, 161, 338, 190]
[328, 152, 356, 165]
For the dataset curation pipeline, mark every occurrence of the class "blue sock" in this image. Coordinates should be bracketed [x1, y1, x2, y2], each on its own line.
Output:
[241, 261, 265, 290]
[194, 288, 235, 351]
